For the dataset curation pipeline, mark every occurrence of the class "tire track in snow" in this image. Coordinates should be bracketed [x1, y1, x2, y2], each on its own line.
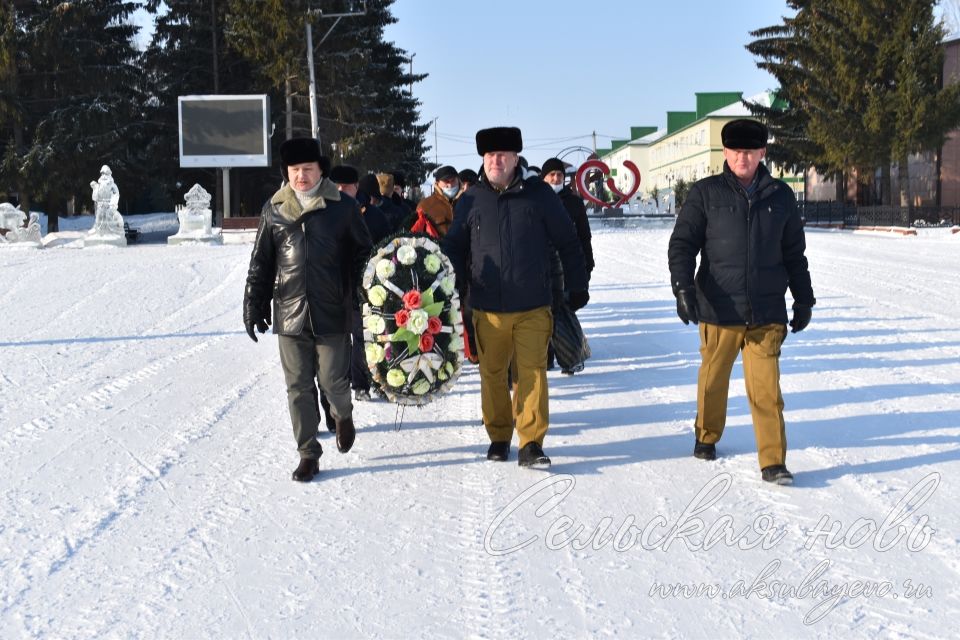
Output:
[0, 364, 269, 633]
[0, 334, 228, 459]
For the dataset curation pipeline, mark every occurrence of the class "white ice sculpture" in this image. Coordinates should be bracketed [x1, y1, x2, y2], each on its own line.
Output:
[168, 184, 222, 245]
[85, 165, 127, 247]
[0, 203, 43, 248]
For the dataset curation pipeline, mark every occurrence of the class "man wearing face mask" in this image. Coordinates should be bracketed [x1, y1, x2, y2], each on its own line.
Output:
[413, 165, 460, 237]
[542, 158, 594, 282]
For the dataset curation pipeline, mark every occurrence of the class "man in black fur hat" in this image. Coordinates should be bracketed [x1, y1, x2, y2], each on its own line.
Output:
[668, 118, 815, 486]
[243, 138, 373, 482]
[442, 127, 588, 469]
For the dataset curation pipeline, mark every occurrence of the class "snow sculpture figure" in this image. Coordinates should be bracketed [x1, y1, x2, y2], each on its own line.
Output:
[0, 203, 43, 248]
[85, 165, 127, 246]
[168, 184, 221, 245]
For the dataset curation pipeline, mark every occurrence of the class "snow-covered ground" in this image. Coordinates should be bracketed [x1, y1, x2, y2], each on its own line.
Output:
[1, 219, 958, 639]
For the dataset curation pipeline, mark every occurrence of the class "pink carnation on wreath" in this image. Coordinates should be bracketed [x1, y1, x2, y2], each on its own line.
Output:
[419, 333, 435, 352]
[427, 316, 442, 335]
[395, 309, 410, 327]
[403, 289, 422, 310]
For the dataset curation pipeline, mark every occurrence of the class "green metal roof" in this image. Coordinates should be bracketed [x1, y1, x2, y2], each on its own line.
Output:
[695, 92, 743, 119]
[630, 126, 658, 140]
[667, 111, 697, 134]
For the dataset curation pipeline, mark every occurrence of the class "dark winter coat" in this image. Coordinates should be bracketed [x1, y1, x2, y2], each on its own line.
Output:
[357, 197, 392, 245]
[442, 168, 588, 313]
[378, 196, 408, 233]
[667, 162, 815, 326]
[558, 186, 595, 277]
[245, 180, 373, 336]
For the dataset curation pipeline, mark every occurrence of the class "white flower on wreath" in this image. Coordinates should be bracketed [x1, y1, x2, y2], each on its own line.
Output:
[376, 259, 396, 280]
[364, 314, 386, 334]
[440, 275, 456, 296]
[407, 309, 429, 335]
[448, 335, 464, 352]
[387, 368, 406, 387]
[423, 253, 442, 274]
[368, 284, 387, 306]
[365, 343, 385, 365]
[397, 244, 417, 266]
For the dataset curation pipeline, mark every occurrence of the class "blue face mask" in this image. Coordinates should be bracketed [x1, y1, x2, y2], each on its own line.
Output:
[550, 183, 563, 194]
[442, 185, 460, 199]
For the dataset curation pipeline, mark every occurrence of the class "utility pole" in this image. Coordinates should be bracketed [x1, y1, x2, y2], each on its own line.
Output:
[305, 2, 367, 146]
[592, 130, 597, 153]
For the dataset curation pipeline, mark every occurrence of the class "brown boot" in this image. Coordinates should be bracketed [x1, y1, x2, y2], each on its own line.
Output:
[336, 417, 355, 453]
[292, 457, 319, 482]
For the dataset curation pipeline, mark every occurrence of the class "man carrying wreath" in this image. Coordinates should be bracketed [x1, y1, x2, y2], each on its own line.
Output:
[442, 127, 589, 468]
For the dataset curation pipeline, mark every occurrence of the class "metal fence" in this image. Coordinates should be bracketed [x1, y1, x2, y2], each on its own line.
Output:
[799, 202, 960, 228]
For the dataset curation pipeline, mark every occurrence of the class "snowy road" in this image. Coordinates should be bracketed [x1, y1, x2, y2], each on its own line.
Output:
[1, 222, 958, 639]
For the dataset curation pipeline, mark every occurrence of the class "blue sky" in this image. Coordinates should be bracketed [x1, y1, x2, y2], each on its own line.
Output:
[384, 0, 797, 172]
[133, 1, 799, 174]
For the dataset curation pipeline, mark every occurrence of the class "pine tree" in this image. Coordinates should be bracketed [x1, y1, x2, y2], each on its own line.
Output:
[224, 0, 431, 184]
[749, 0, 960, 205]
[889, 0, 960, 206]
[0, 0, 143, 231]
[141, 0, 272, 216]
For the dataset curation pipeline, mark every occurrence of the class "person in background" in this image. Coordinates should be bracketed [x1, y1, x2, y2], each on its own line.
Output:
[667, 119, 815, 486]
[375, 172, 408, 232]
[541, 157, 595, 374]
[457, 168, 479, 194]
[414, 165, 459, 237]
[243, 139, 372, 482]
[442, 127, 588, 469]
[330, 165, 390, 404]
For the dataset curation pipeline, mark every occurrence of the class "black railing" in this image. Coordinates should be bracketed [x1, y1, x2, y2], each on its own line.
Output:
[799, 202, 960, 227]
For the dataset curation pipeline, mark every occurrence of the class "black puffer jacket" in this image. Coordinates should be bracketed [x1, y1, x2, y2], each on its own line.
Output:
[558, 186, 595, 277]
[442, 168, 587, 313]
[667, 162, 815, 326]
[245, 180, 373, 336]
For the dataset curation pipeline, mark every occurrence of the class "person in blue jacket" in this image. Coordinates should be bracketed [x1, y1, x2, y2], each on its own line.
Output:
[442, 127, 588, 468]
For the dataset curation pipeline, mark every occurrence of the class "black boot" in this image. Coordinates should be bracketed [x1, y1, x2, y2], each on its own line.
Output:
[518, 442, 551, 469]
[292, 457, 320, 482]
[761, 465, 794, 485]
[487, 441, 510, 461]
[320, 394, 336, 433]
[336, 417, 355, 453]
[693, 440, 717, 461]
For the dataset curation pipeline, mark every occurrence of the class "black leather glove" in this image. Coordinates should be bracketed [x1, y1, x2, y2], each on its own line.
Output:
[568, 290, 589, 311]
[243, 298, 271, 342]
[790, 304, 812, 333]
[674, 287, 699, 325]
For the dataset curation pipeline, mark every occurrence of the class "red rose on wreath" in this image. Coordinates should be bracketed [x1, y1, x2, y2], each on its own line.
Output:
[419, 333, 434, 352]
[403, 289, 422, 310]
[395, 309, 410, 327]
[427, 316, 443, 335]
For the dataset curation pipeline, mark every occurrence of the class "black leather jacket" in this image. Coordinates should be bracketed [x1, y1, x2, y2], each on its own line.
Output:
[244, 180, 373, 336]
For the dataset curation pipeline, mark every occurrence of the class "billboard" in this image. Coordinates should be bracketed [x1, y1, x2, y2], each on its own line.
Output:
[178, 95, 271, 168]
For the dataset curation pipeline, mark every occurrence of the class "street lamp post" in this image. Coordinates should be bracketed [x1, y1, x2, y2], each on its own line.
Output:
[305, 2, 367, 145]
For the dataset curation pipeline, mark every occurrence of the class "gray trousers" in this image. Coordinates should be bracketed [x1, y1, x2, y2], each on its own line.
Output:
[278, 332, 353, 459]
